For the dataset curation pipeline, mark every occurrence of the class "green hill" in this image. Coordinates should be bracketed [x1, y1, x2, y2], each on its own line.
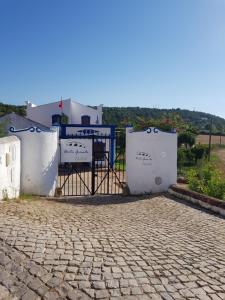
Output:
[103, 107, 225, 133]
[0, 102, 224, 133]
[0, 102, 26, 117]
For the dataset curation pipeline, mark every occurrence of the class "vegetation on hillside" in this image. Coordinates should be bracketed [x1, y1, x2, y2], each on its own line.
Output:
[0, 102, 26, 117]
[103, 107, 225, 133]
[0, 123, 6, 138]
[0, 102, 225, 133]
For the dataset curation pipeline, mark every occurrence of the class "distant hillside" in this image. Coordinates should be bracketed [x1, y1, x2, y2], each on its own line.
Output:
[0, 102, 26, 117]
[0, 102, 225, 133]
[103, 107, 225, 133]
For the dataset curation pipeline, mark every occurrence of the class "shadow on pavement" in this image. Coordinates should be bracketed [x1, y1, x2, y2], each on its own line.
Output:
[46, 193, 165, 206]
[167, 193, 225, 220]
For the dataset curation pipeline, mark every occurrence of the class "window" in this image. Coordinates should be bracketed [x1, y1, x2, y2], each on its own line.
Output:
[52, 114, 62, 125]
[81, 115, 90, 125]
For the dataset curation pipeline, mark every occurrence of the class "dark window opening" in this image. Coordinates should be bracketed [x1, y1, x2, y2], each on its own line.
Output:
[94, 141, 106, 160]
[81, 115, 90, 125]
[52, 114, 62, 125]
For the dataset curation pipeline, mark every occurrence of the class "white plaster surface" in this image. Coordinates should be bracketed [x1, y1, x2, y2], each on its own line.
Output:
[0, 136, 20, 200]
[126, 127, 177, 194]
[9, 129, 58, 196]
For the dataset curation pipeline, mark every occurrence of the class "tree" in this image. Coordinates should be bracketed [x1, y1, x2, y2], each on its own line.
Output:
[178, 132, 195, 149]
[61, 113, 69, 124]
[0, 122, 7, 138]
[134, 112, 188, 133]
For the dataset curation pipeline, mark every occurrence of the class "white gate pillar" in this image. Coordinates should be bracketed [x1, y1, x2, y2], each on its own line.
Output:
[126, 127, 177, 194]
[9, 127, 58, 196]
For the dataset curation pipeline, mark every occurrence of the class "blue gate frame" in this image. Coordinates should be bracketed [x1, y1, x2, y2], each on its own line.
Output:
[58, 126, 126, 196]
[59, 124, 116, 167]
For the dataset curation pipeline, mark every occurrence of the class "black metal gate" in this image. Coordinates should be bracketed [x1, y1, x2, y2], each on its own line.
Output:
[58, 129, 126, 196]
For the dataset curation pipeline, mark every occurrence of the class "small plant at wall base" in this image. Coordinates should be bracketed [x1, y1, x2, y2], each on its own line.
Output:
[2, 189, 9, 201]
[19, 193, 38, 201]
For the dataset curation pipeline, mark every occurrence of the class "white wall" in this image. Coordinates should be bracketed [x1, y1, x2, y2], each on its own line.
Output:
[26, 99, 102, 127]
[9, 128, 58, 196]
[0, 136, 20, 200]
[126, 127, 177, 194]
[70, 100, 101, 125]
[26, 99, 71, 127]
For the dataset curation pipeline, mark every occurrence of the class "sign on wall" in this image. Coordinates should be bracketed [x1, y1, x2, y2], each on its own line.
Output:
[66, 127, 111, 136]
[61, 139, 92, 163]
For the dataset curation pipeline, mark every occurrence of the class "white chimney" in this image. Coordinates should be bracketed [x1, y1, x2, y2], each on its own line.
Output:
[25, 101, 36, 108]
[97, 104, 103, 124]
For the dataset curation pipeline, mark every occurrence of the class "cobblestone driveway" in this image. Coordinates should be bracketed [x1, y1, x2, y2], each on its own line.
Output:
[0, 195, 225, 300]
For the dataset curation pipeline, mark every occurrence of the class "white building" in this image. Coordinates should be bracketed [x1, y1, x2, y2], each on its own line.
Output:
[0, 112, 50, 133]
[26, 98, 103, 127]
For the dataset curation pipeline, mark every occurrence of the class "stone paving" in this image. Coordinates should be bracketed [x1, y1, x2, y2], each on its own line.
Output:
[0, 195, 225, 300]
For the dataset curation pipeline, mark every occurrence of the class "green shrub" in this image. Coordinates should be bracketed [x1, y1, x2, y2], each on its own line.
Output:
[186, 169, 206, 194]
[186, 161, 225, 200]
[206, 177, 225, 199]
[178, 145, 209, 168]
[177, 148, 186, 167]
[177, 148, 195, 167]
[185, 149, 196, 164]
[191, 144, 208, 163]
[61, 113, 69, 124]
[0, 122, 7, 138]
[178, 132, 196, 148]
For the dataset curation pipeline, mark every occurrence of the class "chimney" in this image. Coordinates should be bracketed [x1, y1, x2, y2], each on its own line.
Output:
[97, 104, 103, 124]
[25, 101, 36, 108]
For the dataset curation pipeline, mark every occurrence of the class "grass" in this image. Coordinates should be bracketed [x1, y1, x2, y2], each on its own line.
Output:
[178, 145, 225, 179]
[17, 193, 39, 202]
[180, 146, 225, 200]
[212, 145, 225, 178]
[115, 159, 126, 171]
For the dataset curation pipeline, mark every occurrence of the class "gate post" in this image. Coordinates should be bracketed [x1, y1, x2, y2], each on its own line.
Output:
[110, 126, 116, 169]
[91, 137, 95, 195]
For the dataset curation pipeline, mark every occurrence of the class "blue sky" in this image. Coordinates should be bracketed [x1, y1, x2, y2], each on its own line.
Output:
[0, 0, 225, 118]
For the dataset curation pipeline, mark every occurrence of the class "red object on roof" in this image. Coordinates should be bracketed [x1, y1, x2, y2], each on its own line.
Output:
[59, 98, 63, 109]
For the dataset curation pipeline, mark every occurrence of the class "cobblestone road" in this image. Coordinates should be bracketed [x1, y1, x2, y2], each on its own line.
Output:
[0, 195, 225, 300]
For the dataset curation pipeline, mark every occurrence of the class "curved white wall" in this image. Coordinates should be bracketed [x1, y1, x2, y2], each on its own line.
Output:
[10, 127, 58, 196]
[0, 136, 20, 200]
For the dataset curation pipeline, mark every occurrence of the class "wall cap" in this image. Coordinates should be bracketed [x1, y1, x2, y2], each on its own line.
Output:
[169, 184, 225, 209]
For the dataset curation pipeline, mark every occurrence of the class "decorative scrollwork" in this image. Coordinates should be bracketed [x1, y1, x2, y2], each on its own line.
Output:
[9, 126, 45, 133]
[145, 127, 176, 134]
[146, 127, 159, 134]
